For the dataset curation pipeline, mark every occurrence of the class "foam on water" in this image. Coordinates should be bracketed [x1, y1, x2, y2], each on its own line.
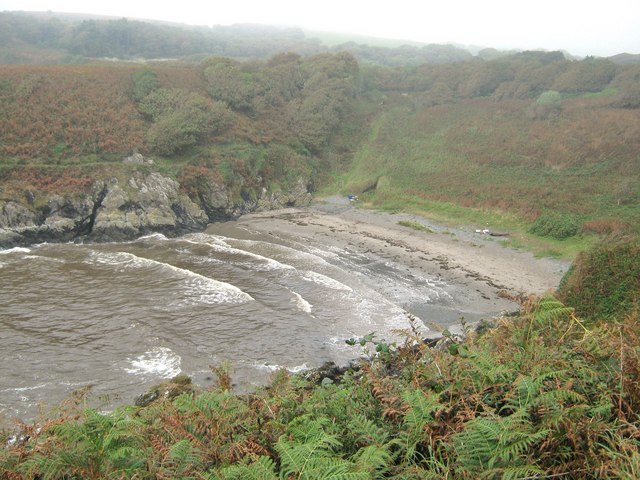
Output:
[253, 362, 309, 374]
[183, 234, 297, 272]
[287, 363, 310, 373]
[0, 247, 31, 255]
[254, 362, 281, 373]
[86, 251, 253, 304]
[302, 270, 353, 292]
[136, 233, 168, 242]
[2, 383, 49, 393]
[235, 238, 335, 268]
[291, 291, 313, 313]
[344, 285, 420, 335]
[125, 347, 181, 378]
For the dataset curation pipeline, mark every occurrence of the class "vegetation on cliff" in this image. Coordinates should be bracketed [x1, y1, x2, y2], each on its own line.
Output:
[558, 236, 640, 321]
[1, 52, 638, 239]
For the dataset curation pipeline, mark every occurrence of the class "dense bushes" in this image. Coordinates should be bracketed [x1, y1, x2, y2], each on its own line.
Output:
[558, 235, 640, 320]
[138, 87, 233, 155]
[528, 212, 581, 239]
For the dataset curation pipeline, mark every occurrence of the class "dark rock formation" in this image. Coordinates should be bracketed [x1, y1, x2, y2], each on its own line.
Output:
[301, 360, 362, 386]
[134, 374, 194, 407]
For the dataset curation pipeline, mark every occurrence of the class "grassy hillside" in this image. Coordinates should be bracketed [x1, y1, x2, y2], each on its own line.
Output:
[1, 52, 639, 257]
[332, 70, 640, 258]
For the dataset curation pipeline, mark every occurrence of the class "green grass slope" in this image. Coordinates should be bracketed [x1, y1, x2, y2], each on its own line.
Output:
[333, 93, 640, 258]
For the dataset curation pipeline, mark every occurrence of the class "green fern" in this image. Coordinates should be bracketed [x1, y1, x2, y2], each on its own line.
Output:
[352, 444, 393, 478]
[494, 464, 546, 479]
[453, 411, 547, 476]
[213, 455, 278, 480]
[398, 389, 442, 463]
[347, 414, 390, 447]
[18, 407, 147, 479]
[167, 439, 204, 475]
[525, 295, 574, 344]
[275, 415, 369, 480]
[531, 296, 574, 324]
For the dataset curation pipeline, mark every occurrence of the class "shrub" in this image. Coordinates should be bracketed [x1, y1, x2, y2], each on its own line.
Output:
[140, 88, 232, 155]
[558, 235, 640, 320]
[131, 69, 160, 102]
[582, 218, 629, 236]
[528, 212, 580, 239]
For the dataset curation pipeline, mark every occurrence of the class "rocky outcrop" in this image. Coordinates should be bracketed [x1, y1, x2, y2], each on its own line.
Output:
[89, 173, 208, 242]
[256, 177, 313, 211]
[134, 374, 194, 407]
[0, 172, 312, 248]
[196, 177, 312, 222]
[0, 194, 96, 247]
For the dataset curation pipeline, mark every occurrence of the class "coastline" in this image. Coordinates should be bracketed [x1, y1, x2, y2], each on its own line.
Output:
[206, 196, 569, 333]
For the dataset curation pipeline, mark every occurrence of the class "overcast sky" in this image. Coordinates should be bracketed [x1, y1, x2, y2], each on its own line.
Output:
[1, 0, 639, 57]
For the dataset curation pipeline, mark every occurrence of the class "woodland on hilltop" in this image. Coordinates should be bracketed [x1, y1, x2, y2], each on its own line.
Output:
[0, 11, 479, 66]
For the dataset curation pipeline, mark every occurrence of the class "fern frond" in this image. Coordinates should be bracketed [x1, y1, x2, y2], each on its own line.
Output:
[487, 464, 545, 480]
[348, 414, 389, 446]
[215, 455, 278, 480]
[168, 438, 204, 473]
[402, 389, 440, 430]
[352, 444, 393, 478]
[274, 415, 371, 480]
[398, 389, 441, 463]
[454, 411, 547, 475]
[298, 458, 370, 480]
[532, 296, 574, 323]
[490, 428, 549, 468]
[527, 295, 575, 342]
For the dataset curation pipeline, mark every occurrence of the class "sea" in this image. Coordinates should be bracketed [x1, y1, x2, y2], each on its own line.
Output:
[0, 220, 499, 421]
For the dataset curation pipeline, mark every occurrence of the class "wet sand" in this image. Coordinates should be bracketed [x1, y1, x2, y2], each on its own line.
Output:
[219, 196, 569, 333]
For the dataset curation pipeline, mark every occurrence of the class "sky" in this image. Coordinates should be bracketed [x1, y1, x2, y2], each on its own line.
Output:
[1, 0, 639, 57]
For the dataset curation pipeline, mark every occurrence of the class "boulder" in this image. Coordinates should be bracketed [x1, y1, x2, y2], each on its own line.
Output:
[0, 201, 37, 228]
[90, 173, 208, 242]
[134, 374, 194, 407]
[123, 153, 154, 165]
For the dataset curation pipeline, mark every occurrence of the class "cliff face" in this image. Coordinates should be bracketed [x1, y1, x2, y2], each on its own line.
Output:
[0, 172, 312, 248]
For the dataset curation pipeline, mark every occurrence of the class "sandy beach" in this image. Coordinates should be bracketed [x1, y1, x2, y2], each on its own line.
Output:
[207, 196, 569, 334]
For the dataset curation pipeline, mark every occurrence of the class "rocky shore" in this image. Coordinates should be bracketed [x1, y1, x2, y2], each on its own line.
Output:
[0, 168, 312, 249]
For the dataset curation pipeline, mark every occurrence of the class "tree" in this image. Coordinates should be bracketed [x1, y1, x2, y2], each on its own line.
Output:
[140, 88, 232, 155]
[282, 53, 358, 153]
[552, 57, 618, 93]
[131, 69, 160, 102]
[203, 58, 257, 111]
[610, 65, 640, 108]
[528, 90, 563, 119]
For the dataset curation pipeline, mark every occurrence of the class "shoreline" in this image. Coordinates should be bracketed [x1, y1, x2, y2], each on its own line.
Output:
[206, 196, 570, 334]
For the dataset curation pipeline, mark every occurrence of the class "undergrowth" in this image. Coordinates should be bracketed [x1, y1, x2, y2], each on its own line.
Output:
[2, 295, 639, 479]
